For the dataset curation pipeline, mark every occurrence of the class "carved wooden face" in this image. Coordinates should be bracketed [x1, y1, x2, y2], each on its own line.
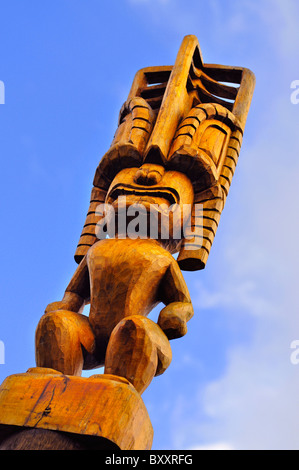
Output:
[105, 164, 194, 251]
[75, 35, 255, 268]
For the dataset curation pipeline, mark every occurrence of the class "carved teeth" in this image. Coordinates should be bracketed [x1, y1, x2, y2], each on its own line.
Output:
[108, 185, 179, 206]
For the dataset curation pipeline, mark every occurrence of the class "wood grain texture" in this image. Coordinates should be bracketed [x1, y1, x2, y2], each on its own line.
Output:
[0, 369, 153, 450]
[74, 35, 255, 271]
[105, 316, 172, 394]
[0, 34, 255, 451]
[36, 32, 254, 401]
[0, 429, 118, 450]
[36, 236, 193, 389]
[0, 429, 85, 450]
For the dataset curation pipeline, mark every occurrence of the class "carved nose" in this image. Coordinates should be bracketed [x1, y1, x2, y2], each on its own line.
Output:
[134, 165, 164, 186]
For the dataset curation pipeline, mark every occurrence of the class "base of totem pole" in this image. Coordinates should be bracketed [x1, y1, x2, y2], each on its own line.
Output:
[0, 367, 153, 450]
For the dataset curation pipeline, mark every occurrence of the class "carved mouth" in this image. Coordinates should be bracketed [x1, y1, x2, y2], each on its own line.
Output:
[107, 183, 179, 206]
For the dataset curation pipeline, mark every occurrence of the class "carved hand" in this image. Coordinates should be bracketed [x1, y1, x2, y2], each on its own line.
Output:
[157, 301, 194, 340]
[45, 292, 85, 314]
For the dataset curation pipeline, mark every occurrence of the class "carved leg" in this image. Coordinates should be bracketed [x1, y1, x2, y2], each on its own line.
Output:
[104, 315, 172, 394]
[35, 310, 96, 376]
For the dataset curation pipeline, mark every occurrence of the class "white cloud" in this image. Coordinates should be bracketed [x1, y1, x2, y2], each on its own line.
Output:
[252, 0, 299, 57]
[191, 442, 234, 451]
[193, 278, 273, 317]
[122, 0, 299, 451]
[128, 0, 169, 4]
[176, 95, 299, 449]
[198, 330, 299, 450]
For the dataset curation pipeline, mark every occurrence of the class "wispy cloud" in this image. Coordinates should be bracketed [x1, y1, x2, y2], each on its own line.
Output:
[126, 0, 299, 64]
[128, 0, 170, 3]
[191, 442, 234, 451]
[173, 94, 299, 449]
[122, 0, 299, 450]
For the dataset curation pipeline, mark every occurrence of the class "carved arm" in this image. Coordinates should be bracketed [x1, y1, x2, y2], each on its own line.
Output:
[158, 261, 194, 340]
[45, 257, 90, 314]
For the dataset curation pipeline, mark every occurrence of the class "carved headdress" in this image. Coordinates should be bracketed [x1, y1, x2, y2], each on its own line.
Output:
[75, 35, 255, 271]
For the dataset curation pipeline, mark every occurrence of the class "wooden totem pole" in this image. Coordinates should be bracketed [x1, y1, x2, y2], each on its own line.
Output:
[0, 35, 255, 450]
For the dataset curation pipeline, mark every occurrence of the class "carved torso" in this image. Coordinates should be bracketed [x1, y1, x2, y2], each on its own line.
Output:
[87, 238, 174, 344]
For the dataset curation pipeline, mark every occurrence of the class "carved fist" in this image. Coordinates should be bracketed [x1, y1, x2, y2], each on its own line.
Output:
[157, 302, 194, 340]
[45, 292, 85, 314]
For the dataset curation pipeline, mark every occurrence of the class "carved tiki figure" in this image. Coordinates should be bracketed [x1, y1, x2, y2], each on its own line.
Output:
[35, 36, 255, 395]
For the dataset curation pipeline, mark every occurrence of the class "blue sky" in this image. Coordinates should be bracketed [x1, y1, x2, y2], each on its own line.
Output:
[1, 0, 299, 450]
